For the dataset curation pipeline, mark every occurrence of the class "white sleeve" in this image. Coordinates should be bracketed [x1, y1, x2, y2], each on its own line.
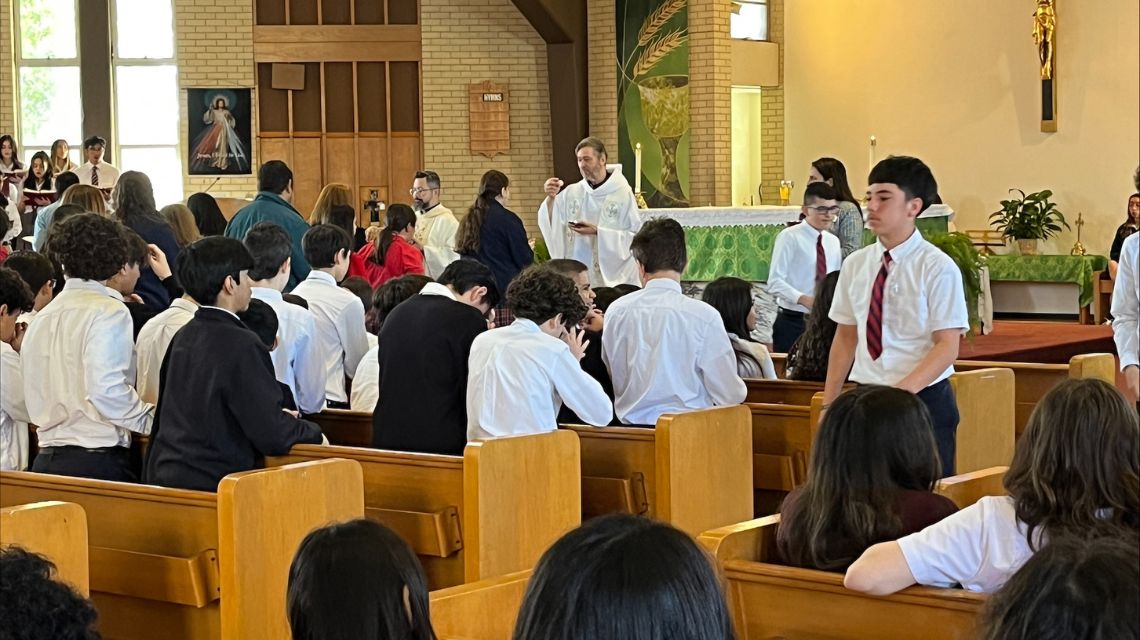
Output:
[538, 194, 568, 259]
[697, 319, 748, 406]
[2, 191, 20, 244]
[928, 254, 969, 333]
[339, 299, 371, 379]
[134, 323, 178, 405]
[1112, 235, 1139, 369]
[829, 261, 858, 326]
[294, 313, 329, 414]
[766, 232, 804, 306]
[0, 343, 30, 424]
[84, 309, 154, 435]
[349, 351, 379, 413]
[552, 349, 613, 427]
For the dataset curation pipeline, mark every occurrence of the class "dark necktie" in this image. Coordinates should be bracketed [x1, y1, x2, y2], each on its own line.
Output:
[866, 251, 893, 361]
[91, 165, 99, 187]
[815, 233, 826, 284]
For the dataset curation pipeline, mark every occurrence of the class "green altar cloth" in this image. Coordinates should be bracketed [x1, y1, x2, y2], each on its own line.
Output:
[985, 254, 1109, 308]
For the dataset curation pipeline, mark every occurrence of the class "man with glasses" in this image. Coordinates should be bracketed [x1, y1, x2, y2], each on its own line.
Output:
[74, 136, 119, 197]
[767, 182, 843, 352]
[410, 170, 459, 278]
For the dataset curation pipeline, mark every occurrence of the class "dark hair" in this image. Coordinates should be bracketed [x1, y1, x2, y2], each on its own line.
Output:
[112, 171, 162, 225]
[4, 251, 55, 295]
[367, 274, 432, 333]
[0, 266, 36, 314]
[373, 204, 417, 265]
[803, 181, 838, 204]
[867, 156, 939, 213]
[414, 170, 441, 190]
[121, 227, 149, 267]
[630, 218, 687, 274]
[302, 224, 352, 269]
[176, 236, 255, 306]
[591, 287, 618, 312]
[0, 547, 101, 640]
[237, 297, 278, 350]
[810, 157, 862, 213]
[82, 135, 106, 150]
[455, 170, 509, 255]
[574, 137, 607, 159]
[187, 192, 228, 236]
[979, 534, 1140, 640]
[702, 276, 755, 342]
[437, 259, 501, 310]
[512, 514, 734, 640]
[507, 266, 588, 326]
[1004, 378, 1140, 549]
[258, 160, 294, 195]
[244, 222, 293, 282]
[54, 171, 80, 197]
[542, 259, 588, 279]
[283, 293, 309, 309]
[1125, 193, 1140, 225]
[327, 204, 357, 240]
[786, 271, 841, 381]
[0, 134, 23, 170]
[23, 151, 53, 190]
[340, 276, 373, 314]
[47, 214, 129, 281]
[287, 518, 436, 640]
[778, 385, 943, 571]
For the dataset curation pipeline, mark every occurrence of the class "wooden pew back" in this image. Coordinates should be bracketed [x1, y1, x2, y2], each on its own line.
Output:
[0, 460, 363, 640]
[430, 570, 531, 640]
[747, 394, 824, 515]
[950, 368, 1015, 473]
[0, 501, 89, 595]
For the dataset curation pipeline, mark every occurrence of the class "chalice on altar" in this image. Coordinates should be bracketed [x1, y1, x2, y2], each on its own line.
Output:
[637, 74, 690, 206]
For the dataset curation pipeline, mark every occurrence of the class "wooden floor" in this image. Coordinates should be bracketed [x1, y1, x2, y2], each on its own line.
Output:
[958, 320, 1116, 363]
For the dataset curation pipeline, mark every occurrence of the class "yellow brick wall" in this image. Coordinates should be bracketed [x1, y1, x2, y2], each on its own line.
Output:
[587, 0, 618, 153]
[0, 0, 16, 137]
[175, 0, 259, 200]
[760, 0, 785, 203]
[688, 0, 732, 206]
[421, 0, 552, 238]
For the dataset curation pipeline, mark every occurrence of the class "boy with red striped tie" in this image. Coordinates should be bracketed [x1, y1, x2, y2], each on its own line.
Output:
[823, 156, 967, 475]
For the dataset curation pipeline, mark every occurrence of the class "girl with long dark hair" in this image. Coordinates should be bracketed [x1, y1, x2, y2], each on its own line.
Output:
[1109, 193, 1139, 279]
[186, 192, 229, 236]
[702, 276, 776, 378]
[808, 157, 863, 257]
[356, 203, 423, 287]
[112, 171, 182, 309]
[786, 271, 840, 381]
[455, 170, 532, 324]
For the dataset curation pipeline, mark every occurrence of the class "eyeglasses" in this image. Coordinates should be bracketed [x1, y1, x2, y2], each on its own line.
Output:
[807, 205, 841, 215]
[409, 187, 439, 197]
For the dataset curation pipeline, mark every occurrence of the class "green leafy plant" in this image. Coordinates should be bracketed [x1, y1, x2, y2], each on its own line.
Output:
[928, 232, 985, 336]
[988, 189, 1070, 241]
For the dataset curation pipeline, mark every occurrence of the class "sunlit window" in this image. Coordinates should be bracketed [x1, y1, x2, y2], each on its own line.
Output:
[731, 0, 769, 41]
[15, 0, 82, 163]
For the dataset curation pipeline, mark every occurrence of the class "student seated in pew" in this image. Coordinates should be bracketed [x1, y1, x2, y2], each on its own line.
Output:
[468, 266, 612, 440]
[786, 271, 840, 381]
[238, 298, 299, 411]
[543, 258, 615, 423]
[0, 266, 35, 471]
[23, 214, 154, 481]
[702, 276, 777, 379]
[351, 274, 432, 412]
[778, 385, 957, 572]
[291, 224, 370, 409]
[824, 156, 968, 475]
[3, 251, 55, 322]
[0, 547, 101, 640]
[979, 534, 1139, 640]
[144, 236, 324, 492]
[767, 182, 843, 353]
[287, 518, 436, 640]
[243, 222, 327, 415]
[603, 219, 746, 425]
[373, 259, 499, 455]
[845, 379, 1140, 595]
[513, 513, 734, 640]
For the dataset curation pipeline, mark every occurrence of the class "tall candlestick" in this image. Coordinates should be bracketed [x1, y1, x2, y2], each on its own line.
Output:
[869, 135, 877, 176]
[634, 142, 643, 193]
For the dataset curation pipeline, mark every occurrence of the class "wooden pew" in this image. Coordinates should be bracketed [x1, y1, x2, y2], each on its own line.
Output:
[955, 353, 1115, 437]
[0, 500, 90, 595]
[748, 394, 825, 515]
[562, 405, 753, 537]
[0, 459, 363, 640]
[430, 570, 531, 640]
[935, 466, 1008, 509]
[745, 378, 839, 405]
[698, 515, 986, 640]
[950, 367, 1016, 473]
[266, 431, 581, 590]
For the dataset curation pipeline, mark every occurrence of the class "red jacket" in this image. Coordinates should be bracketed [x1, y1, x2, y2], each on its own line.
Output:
[355, 235, 424, 287]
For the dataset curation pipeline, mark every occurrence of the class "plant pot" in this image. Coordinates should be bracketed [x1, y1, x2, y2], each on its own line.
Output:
[1016, 239, 1039, 256]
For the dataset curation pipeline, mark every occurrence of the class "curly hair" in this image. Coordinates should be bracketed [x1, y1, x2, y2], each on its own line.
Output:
[47, 213, 129, 281]
[507, 266, 587, 327]
[0, 266, 36, 314]
[787, 271, 841, 381]
[0, 546, 101, 640]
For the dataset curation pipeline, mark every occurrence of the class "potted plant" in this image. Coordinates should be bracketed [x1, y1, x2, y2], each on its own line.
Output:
[928, 232, 985, 336]
[989, 189, 1069, 255]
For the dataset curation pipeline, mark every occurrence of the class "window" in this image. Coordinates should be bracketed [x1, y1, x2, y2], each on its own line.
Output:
[731, 0, 769, 41]
[15, 0, 83, 163]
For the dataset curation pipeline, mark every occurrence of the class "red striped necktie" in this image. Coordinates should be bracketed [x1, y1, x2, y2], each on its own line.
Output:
[91, 165, 99, 187]
[815, 233, 826, 284]
[866, 251, 893, 361]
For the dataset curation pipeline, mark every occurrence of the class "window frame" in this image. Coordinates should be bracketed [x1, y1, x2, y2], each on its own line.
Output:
[13, 0, 83, 153]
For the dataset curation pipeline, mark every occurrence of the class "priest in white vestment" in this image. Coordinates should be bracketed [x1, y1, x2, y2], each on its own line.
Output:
[538, 137, 642, 287]
[411, 170, 460, 278]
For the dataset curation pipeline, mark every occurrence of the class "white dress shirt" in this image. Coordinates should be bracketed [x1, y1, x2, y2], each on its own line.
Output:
[468, 319, 612, 440]
[1, 342, 30, 470]
[22, 279, 154, 448]
[830, 229, 968, 387]
[290, 270, 370, 403]
[134, 298, 198, 404]
[350, 344, 380, 412]
[1111, 233, 1139, 370]
[602, 278, 747, 425]
[252, 287, 327, 413]
[415, 204, 461, 278]
[768, 221, 842, 312]
[74, 161, 120, 189]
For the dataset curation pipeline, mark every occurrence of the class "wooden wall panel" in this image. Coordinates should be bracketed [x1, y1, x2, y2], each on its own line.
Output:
[324, 62, 355, 132]
[259, 137, 292, 166]
[293, 62, 324, 133]
[288, 0, 318, 25]
[354, 0, 385, 24]
[357, 136, 389, 189]
[292, 137, 324, 215]
[257, 64, 290, 133]
[356, 62, 388, 133]
[390, 134, 422, 206]
[325, 137, 357, 194]
[388, 0, 419, 25]
[322, 0, 351, 25]
[255, 0, 286, 25]
[389, 62, 420, 132]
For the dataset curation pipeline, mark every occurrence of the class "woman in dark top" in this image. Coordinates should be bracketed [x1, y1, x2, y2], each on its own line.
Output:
[1109, 193, 1139, 279]
[786, 271, 840, 381]
[454, 169, 532, 322]
[777, 385, 958, 572]
[186, 191, 229, 237]
[112, 171, 181, 310]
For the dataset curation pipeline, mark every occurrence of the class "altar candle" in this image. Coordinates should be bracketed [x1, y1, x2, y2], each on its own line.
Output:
[634, 143, 643, 193]
[869, 135, 877, 174]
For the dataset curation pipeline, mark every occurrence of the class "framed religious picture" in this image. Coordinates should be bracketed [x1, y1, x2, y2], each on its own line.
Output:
[187, 88, 253, 175]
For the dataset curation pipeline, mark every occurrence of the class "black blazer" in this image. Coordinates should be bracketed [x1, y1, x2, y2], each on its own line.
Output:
[461, 200, 534, 295]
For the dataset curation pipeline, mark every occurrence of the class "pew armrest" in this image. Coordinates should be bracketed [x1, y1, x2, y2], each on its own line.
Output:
[366, 506, 463, 557]
[89, 546, 220, 607]
[697, 515, 781, 564]
[936, 466, 1008, 509]
[1069, 353, 1116, 383]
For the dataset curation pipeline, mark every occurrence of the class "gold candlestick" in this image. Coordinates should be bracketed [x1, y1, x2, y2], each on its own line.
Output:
[1070, 211, 1087, 256]
[634, 192, 648, 209]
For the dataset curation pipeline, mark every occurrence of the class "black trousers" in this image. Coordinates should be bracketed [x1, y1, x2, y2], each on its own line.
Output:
[772, 309, 806, 353]
[31, 446, 137, 482]
[916, 379, 960, 477]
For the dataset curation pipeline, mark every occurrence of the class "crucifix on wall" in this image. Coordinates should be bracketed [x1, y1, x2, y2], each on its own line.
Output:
[1032, 0, 1057, 132]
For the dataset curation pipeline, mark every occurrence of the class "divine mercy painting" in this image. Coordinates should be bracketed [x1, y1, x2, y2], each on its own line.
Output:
[187, 88, 252, 175]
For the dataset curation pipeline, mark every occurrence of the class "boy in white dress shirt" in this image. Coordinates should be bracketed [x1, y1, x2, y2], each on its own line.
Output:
[243, 222, 328, 415]
[768, 182, 844, 352]
[824, 156, 968, 475]
[22, 214, 154, 481]
[602, 218, 747, 425]
[0, 267, 35, 470]
[291, 224, 370, 408]
[467, 266, 612, 440]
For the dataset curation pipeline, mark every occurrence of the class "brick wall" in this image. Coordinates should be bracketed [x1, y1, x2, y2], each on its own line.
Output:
[421, 0, 552, 238]
[0, 0, 15, 137]
[688, 0, 732, 206]
[175, 0, 259, 200]
[587, 0, 618, 152]
[759, 0, 785, 203]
